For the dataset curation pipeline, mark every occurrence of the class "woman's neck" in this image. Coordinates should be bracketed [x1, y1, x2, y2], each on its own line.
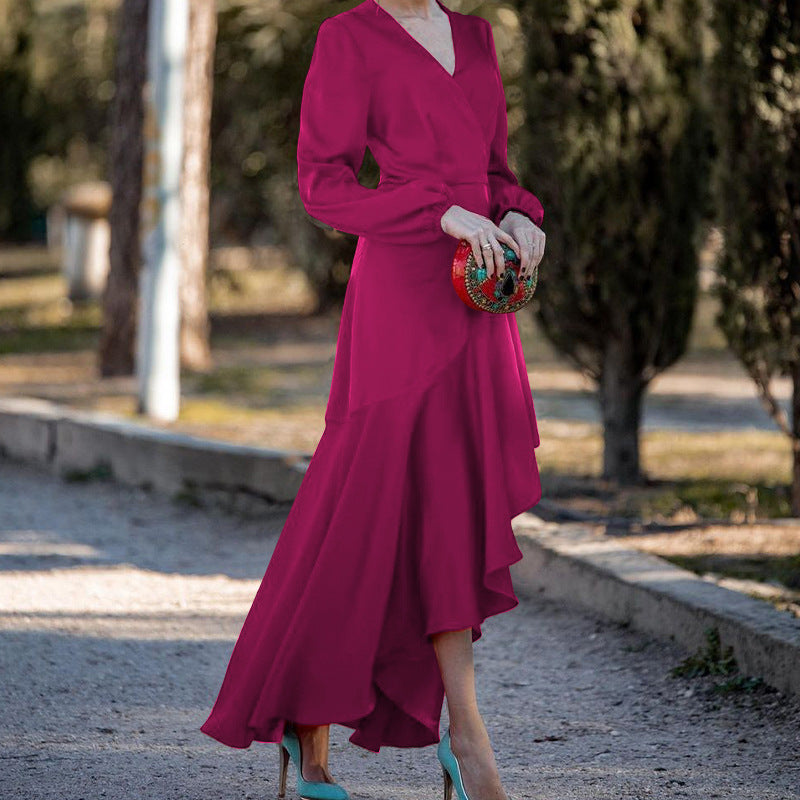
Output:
[375, 0, 436, 20]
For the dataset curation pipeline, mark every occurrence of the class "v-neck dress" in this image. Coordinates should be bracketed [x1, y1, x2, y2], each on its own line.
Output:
[200, 0, 545, 755]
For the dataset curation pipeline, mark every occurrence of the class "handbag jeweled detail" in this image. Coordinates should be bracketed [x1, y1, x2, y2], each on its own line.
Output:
[451, 238, 538, 313]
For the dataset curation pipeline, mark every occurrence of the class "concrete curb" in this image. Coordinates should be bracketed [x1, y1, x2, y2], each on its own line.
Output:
[0, 395, 310, 503]
[510, 513, 800, 699]
[2, 393, 799, 699]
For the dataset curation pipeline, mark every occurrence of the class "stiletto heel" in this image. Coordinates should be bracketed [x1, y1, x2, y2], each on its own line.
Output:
[278, 740, 290, 798]
[441, 761, 454, 800]
[437, 727, 470, 800]
[278, 723, 350, 800]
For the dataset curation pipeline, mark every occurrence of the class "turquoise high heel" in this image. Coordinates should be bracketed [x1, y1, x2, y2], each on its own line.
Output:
[437, 727, 471, 800]
[277, 724, 350, 800]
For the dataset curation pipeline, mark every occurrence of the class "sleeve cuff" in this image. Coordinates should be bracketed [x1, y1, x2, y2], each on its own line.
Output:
[495, 189, 545, 228]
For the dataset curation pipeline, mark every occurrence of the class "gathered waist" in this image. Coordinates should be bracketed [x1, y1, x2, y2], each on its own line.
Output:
[378, 174, 489, 187]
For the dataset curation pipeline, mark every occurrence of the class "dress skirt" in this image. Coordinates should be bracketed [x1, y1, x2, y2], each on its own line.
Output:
[200, 186, 542, 753]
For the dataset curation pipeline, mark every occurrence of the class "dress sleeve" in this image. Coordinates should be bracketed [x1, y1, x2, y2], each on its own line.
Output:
[481, 18, 544, 229]
[297, 17, 455, 243]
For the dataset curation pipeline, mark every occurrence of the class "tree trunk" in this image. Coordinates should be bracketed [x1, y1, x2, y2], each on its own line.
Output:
[179, 0, 216, 372]
[599, 336, 646, 485]
[792, 358, 800, 517]
[98, 0, 148, 377]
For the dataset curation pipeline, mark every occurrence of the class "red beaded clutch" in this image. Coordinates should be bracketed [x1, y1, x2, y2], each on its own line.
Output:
[451, 239, 538, 313]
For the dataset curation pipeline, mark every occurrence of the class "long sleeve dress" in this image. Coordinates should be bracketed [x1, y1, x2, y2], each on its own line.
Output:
[200, 0, 544, 755]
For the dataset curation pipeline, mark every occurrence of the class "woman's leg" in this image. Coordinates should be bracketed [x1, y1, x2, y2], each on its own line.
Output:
[293, 722, 338, 783]
[431, 628, 509, 800]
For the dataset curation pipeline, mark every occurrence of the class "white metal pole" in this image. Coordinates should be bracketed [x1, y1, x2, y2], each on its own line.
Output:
[137, 0, 189, 421]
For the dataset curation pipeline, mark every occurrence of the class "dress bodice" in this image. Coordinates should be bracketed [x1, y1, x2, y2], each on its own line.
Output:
[297, 0, 544, 245]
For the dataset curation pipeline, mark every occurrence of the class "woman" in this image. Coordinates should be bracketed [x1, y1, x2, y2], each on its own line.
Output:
[200, 2, 547, 799]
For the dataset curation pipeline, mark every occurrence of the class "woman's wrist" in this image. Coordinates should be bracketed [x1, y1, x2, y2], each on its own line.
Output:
[500, 209, 533, 226]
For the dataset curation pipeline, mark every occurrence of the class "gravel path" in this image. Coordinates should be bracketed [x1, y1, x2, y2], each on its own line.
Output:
[1, 456, 799, 800]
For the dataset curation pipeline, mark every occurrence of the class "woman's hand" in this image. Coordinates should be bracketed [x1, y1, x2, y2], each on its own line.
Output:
[498, 210, 545, 280]
[440, 205, 522, 279]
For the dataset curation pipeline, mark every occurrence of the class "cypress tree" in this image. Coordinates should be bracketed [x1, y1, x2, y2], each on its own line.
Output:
[513, 0, 714, 483]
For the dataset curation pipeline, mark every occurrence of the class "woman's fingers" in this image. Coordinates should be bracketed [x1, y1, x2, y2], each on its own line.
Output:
[529, 230, 545, 276]
[468, 237, 486, 273]
[494, 227, 521, 265]
[470, 232, 503, 278]
[469, 231, 496, 277]
[519, 231, 545, 279]
[486, 234, 507, 278]
[518, 240, 533, 279]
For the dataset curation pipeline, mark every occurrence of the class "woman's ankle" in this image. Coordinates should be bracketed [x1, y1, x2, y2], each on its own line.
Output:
[449, 715, 490, 745]
[293, 723, 330, 768]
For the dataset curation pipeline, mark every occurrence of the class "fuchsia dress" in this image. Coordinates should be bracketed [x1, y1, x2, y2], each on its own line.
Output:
[200, 0, 544, 754]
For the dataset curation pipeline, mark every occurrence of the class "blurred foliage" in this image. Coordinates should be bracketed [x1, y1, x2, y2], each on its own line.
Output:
[709, 2, 800, 428]
[209, 0, 359, 307]
[14, 0, 116, 218]
[210, 0, 322, 245]
[0, 0, 47, 240]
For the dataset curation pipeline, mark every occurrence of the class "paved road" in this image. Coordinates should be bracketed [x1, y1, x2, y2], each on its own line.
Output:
[1, 456, 799, 800]
[532, 387, 792, 433]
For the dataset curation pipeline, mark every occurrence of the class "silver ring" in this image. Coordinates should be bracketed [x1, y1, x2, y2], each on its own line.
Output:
[481, 243, 492, 249]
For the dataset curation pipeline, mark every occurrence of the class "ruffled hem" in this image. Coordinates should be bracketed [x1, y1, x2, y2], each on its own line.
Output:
[200, 321, 541, 753]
